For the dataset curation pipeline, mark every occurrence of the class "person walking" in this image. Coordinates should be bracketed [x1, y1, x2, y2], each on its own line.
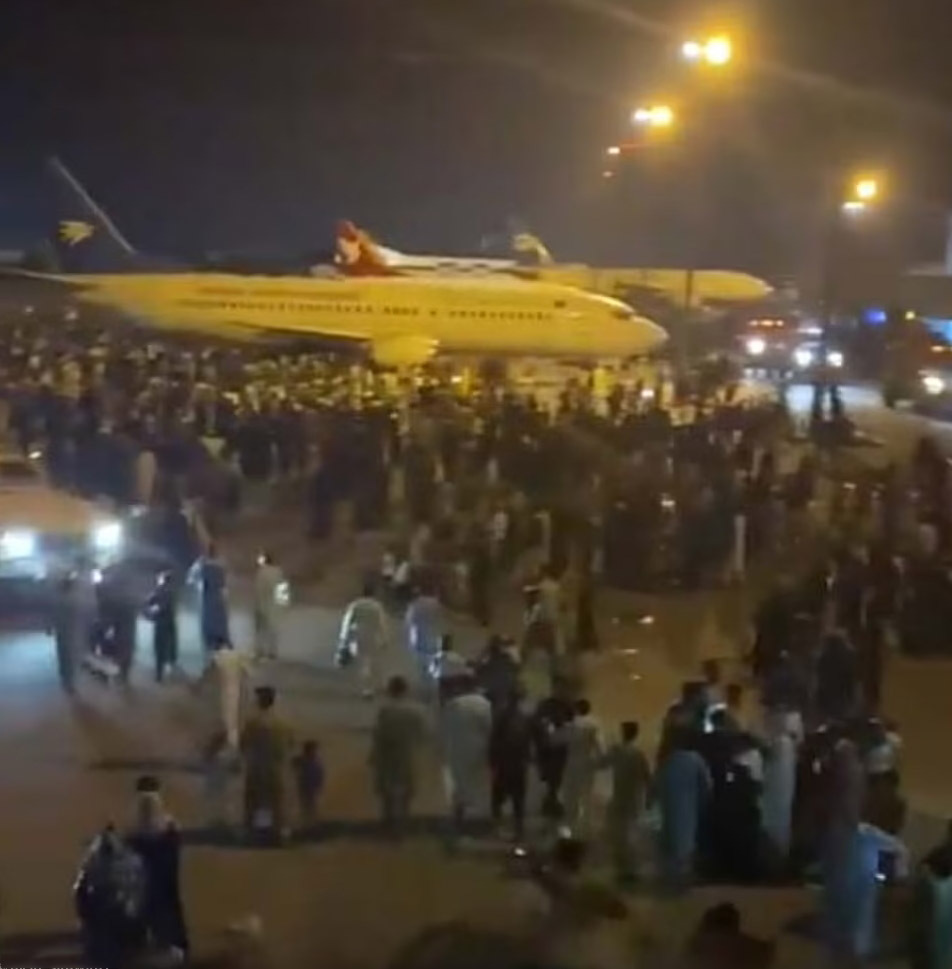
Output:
[50, 573, 96, 693]
[189, 543, 231, 653]
[404, 582, 443, 689]
[253, 550, 287, 662]
[198, 638, 252, 750]
[657, 727, 712, 889]
[441, 673, 493, 837]
[291, 740, 325, 832]
[369, 675, 427, 834]
[489, 685, 533, 842]
[532, 680, 574, 820]
[558, 698, 604, 838]
[821, 820, 908, 964]
[602, 720, 651, 885]
[338, 580, 390, 698]
[125, 776, 189, 960]
[240, 686, 295, 841]
[761, 710, 800, 868]
[145, 571, 179, 683]
[433, 634, 470, 704]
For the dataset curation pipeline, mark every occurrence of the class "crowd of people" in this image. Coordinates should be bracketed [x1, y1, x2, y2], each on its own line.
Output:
[7, 313, 952, 966]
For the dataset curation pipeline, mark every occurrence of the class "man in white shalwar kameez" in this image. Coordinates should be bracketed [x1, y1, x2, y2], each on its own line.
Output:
[199, 639, 252, 749]
[558, 698, 604, 838]
[440, 675, 493, 833]
[338, 581, 390, 698]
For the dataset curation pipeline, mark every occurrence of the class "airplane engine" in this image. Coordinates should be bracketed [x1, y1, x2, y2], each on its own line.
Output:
[370, 334, 438, 368]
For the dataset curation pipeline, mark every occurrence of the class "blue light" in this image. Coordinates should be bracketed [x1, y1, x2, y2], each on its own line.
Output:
[863, 307, 887, 325]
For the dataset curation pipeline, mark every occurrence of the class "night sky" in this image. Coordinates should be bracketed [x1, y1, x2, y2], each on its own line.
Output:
[1, 0, 951, 278]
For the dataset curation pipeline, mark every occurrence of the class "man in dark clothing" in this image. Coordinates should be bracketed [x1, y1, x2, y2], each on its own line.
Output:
[532, 681, 574, 819]
[489, 687, 533, 841]
[468, 536, 492, 628]
[816, 632, 859, 722]
[98, 571, 138, 683]
[146, 571, 179, 683]
[476, 636, 520, 711]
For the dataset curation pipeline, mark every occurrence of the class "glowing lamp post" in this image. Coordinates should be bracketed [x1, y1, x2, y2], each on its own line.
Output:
[681, 35, 733, 67]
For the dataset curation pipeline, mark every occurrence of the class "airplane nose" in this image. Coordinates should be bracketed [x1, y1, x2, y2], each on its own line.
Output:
[627, 315, 667, 354]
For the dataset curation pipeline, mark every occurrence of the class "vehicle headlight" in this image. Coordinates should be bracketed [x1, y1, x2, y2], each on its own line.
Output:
[922, 374, 945, 396]
[92, 521, 123, 553]
[745, 337, 767, 356]
[794, 347, 814, 369]
[827, 350, 844, 368]
[1, 529, 37, 559]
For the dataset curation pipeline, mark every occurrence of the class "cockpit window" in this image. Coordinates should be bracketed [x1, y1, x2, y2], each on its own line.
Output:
[0, 459, 39, 482]
[554, 300, 566, 309]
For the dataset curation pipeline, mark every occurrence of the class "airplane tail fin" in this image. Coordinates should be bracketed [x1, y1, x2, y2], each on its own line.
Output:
[44, 157, 138, 273]
[334, 220, 400, 276]
[510, 231, 553, 267]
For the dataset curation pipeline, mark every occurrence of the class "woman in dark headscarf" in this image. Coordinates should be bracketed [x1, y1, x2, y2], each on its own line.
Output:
[126, 776, 189, 958]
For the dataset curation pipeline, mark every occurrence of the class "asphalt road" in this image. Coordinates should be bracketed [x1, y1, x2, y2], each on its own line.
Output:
[1, 385, 950, 968]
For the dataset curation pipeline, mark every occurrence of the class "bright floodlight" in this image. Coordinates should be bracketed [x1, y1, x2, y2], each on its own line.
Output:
[705, 36, 732, 65]
[633, 105, 674, 128]
[1, 529, 36, 559]
[842, 200, 867, 215]
[683, 35, 733, 66]
[93, 520, 123, 552]
[606, 145, 621, 156]
[745, 337, 766, 356]
[854, 178, 879, 201]
[682, 40, 703, 61]
[794, 347, 814, 369]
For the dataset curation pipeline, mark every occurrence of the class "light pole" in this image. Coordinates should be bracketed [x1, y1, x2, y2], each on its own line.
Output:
[813, 174, 883, 423]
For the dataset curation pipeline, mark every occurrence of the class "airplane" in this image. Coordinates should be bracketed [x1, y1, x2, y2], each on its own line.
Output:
[2, 160, 666, 368]
[337, 221, 772, 309]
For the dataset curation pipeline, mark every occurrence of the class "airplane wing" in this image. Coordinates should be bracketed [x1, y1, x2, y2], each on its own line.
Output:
[225, 320, 437, 365]
[0, 266, 95, 289]
[217, 325, 438, 366]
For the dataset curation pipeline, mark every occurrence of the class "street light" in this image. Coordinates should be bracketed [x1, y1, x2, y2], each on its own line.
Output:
[606, 145, 621, 157]
[815, 170, 886, 421]
[632, 104, 675, 128]
[840, 176, 881, 214]
[682, 35, 733, 66]
[841, 200, 868, 215]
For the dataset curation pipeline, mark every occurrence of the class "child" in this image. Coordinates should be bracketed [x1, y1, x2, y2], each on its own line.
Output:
[292, 740, 325, 831]
[202, 730, 231, 829]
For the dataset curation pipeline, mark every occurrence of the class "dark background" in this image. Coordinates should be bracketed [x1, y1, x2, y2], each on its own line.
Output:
[1, 0, 950, 280]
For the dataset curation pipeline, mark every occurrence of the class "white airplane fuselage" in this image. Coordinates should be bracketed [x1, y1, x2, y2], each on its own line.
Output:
[60, 270, 666, 362]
